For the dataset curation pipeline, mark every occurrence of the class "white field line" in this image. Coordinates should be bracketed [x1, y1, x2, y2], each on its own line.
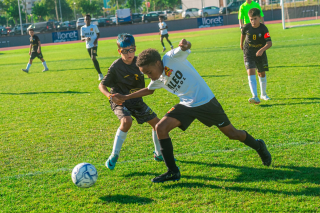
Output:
[1, 141, 319, 180]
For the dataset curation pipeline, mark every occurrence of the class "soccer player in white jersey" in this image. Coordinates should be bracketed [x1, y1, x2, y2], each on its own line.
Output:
[158, 15, 173, 52]
[111, 39, 272, 183]
[81, 14, 104, 81]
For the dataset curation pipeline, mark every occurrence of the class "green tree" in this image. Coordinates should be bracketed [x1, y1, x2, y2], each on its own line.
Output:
[78, 0, 103, 17]
[125, 0, 143, 12]
[32, 1, 48, 21]
[5, 1, 26, 24]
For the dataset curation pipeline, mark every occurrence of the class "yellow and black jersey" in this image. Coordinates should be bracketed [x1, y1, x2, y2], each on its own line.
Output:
[30, 35, 40, 52]
[242, 23, 271, 55]
[101, 56, 145, 104]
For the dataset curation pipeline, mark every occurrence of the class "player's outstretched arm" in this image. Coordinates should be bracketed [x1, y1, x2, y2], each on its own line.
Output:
[179, 39, 191, 51]
[112, 88, 155, 105]
[98, 83, 112, 99]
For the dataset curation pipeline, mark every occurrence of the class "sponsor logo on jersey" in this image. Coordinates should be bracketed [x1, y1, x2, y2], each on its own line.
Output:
[166, 70, 186, 93]
[167, 107, 175, 113]
[124, 75, 130, 78]
[264, 32, 270, 39]
[134, 74, 139, 80]
[164, 66, 173, 77]
[90, 28, 93, 31]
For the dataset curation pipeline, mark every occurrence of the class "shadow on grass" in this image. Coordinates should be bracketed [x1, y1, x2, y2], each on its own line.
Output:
[99, 194, 153, 204]
[0, 91, 89, 95]
[270, 65, 320, 68]
[260, 101, 320, 107]
[53, 67, 109, 72]
[126, 161, 320, 196]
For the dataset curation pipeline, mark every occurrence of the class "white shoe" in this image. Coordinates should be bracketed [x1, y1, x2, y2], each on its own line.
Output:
[248, 97, 260, 104]
[162, 47, 166, 52]
[42, 68, 49, 72]
[99, 73, 104, 81]
[260, 95, 271, 100]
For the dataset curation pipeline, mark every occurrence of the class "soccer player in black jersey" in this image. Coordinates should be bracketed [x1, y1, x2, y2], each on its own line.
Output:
[99, 33, 162, 170]
[240, 8, 272, 104]
[22, 29, 49, 73]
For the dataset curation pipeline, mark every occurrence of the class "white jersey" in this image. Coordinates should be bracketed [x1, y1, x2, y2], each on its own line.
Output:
[158, 22, 168, 35]
[80, 24, 99, 49]
[147, 47, 215, 107]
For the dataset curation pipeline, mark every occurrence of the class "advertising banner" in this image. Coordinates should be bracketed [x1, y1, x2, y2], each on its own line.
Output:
[52, 30, 79, 43]
[197, 16, 224, 28]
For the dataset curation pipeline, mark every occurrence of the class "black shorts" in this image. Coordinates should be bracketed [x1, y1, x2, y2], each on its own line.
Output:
[244, 51, 269, 72]
[165, 97, 231, 131]
[30, 52, 43, 60]
[110, 100, 157, 124]
[161, 34, 169, 39]
[87, 47, 98, 57]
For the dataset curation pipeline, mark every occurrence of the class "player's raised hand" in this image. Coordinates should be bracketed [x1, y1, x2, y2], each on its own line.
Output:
[111, 93, 125, 105]
[179, 39, 191, 51]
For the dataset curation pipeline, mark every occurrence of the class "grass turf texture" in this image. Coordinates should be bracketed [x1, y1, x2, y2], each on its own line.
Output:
[0, 23, 319, 212]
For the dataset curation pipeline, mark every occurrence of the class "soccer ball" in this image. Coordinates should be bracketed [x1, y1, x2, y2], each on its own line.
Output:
[71, 163, 98, 188]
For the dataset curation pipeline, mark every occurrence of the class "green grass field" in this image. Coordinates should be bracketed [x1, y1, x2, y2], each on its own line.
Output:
[1, 23, 319, 212]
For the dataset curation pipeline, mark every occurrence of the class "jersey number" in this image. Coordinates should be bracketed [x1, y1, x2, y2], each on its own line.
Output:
[253, 34, 256, 40]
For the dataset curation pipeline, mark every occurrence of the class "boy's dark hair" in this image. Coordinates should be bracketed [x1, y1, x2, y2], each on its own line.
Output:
[85, 14, 91, 19]
[159, 15, 165, 20]
[117, 33, 135, 48]
[28, 28, 34, 32]
[248, 8, 261, 17]
[136, 48, 161, 67]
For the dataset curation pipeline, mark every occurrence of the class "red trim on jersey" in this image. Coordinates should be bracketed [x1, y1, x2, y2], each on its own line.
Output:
[264, 32, 270, 39]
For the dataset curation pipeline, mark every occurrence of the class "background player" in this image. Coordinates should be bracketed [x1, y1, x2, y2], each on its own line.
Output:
[111, 39, 272, 183]
[238, 0, 264, 30]
[98, 33, 162, 170]
[81, 14, 104, 81]
[158, 15, 173, 52]
[240, 8, 272, 104]
[22, 28, 49, 73]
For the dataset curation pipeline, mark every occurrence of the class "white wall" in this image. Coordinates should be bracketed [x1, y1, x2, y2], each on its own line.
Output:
[181, 0, 220, 10]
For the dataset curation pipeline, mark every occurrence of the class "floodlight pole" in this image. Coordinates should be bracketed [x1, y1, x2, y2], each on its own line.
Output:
[281, 0, 285, 29]
[18, 0, 23, 35]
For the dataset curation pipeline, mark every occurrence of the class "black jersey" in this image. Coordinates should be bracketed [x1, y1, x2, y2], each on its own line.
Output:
[242, 23, 271, 55]
[101, 57, 145, 105]
[30, 35, 40, 52]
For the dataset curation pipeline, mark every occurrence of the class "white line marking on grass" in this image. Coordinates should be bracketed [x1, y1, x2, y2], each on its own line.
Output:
[1, 141, 319, 180]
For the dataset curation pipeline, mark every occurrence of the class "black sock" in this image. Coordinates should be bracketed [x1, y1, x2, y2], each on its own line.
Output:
[159, 138, 179, 172]
[93, 59, 102, 74]
[167, 40, 172, 46]
[241, 131, 261, 150]
[161, 41, 165, 47]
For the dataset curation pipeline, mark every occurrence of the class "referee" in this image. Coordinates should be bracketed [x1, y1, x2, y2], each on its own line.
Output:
[238, 0, 264, 30]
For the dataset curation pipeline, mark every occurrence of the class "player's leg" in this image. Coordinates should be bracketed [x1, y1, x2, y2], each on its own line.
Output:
[89, 47, 103, 80]
[218, 124, 271, 166]
[22, 57, 34, 73]
[152, 116, 181, 183]
[160, 36, 166, 52]
[147, 117, 162, 161]
[247, 68, 260, 104]
[39, 55, 49, 72]
[165, 34, 173, 49]
[106, 105, 132, 170]
[257, 53, 270, 100]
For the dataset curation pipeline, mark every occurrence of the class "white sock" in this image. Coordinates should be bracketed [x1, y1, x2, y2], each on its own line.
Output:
[259, 76, 267, 96]
[26, 63, 31, 70]
[111, 128, 127, 156]
[42, 61, 48, 69]
[152, 130, 161, 156]
[248, 75, 258, 97]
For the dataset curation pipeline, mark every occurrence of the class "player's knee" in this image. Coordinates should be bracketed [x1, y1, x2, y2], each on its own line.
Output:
[120, 117, 132, 130]
[155, 122, 168, 136]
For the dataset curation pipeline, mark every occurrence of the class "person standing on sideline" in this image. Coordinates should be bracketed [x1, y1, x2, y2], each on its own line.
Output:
[158, 15, 173, 52]
[238, 0, 264, 30]
[240, 8, 272, 104]
[81, 14, 104, 81]
[22, 28, 49, 73]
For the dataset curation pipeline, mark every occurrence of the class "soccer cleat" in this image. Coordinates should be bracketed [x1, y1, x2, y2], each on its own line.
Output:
[105, 154, 119, 170]
[162, 47, 166, 52]
[256, 139, 272, 166]
[151, 169, 181, 183]
[153, 151, 164, 162]
[99, 73, 104, 81]
[42, 68, 49, 72]
[260, 95, 271, 101]
[248, 97, 260, 104]
[21, 69, 29, 73]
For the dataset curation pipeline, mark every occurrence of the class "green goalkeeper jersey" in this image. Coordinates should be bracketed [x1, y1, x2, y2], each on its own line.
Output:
[238, 1, 264, 24]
